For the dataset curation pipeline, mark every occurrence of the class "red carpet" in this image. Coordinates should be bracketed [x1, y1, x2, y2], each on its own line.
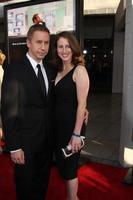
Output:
[0, 153, 133, 200]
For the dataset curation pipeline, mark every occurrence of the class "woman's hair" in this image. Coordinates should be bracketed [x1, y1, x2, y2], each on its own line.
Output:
[53, 31, 85, 71]
[0, 50, 6, 66]
[27, 24, 50, 41]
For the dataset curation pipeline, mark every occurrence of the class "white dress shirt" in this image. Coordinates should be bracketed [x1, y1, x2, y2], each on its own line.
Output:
[26, 53, 49, 93]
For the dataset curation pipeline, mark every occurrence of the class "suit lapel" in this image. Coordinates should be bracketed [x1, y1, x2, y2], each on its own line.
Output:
[42, 61, 52, 99]
[43, 61, 57, 102]
[24, 57, 46, 101]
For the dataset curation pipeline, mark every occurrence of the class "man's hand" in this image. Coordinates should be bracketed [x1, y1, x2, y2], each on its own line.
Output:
[11, 149, 25, 165]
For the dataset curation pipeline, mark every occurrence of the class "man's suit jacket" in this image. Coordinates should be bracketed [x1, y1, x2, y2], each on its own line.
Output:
[1, 56, 56, 154]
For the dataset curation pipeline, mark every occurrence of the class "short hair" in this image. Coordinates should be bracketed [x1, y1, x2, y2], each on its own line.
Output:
[32, 13, 39, 23]
[27, 24, 50, 41]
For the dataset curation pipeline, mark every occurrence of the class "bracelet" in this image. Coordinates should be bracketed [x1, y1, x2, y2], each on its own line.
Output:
[72, 132, 80, 137]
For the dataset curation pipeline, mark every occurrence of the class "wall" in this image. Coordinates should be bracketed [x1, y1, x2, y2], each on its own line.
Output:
[112, 31, 124, 93]
[84, 15, 114, 39]
[119, 0, 133, 167]
[112, 0, 126, 93]
[0, 24, 5, 43]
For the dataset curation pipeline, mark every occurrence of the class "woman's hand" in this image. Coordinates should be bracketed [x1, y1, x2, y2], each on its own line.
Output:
[69, 135, 82, 153]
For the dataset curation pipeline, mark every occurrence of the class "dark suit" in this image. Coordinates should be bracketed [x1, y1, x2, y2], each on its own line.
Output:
[1, 56, 56, 200]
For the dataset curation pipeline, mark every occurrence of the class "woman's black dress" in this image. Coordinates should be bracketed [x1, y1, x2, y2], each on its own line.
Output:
[54, 66, 85, 180]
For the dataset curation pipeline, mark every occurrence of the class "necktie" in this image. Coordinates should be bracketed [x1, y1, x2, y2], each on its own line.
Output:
[36, 64, 46, 97]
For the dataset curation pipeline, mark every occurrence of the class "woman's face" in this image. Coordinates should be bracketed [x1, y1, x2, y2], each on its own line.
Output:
[57, 37, 73, 64]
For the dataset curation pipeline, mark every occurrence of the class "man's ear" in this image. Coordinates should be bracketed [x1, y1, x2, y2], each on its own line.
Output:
[26, 39, 30, 48]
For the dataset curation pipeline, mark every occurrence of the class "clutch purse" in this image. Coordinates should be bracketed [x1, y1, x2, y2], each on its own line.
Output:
[61, 136, 85, 158]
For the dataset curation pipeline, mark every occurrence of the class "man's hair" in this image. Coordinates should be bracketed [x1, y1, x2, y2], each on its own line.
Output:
[27, 24, 50, 41]
[32, 13, 40, 23]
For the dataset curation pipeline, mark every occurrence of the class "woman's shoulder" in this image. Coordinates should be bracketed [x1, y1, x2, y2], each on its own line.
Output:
[74, 65, 87, 74]
[73, 65, 89, 83]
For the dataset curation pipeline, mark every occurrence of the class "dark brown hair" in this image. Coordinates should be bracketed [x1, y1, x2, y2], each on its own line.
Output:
[53, 31, 85, 71]
[32, 13, 39, 23]
[27, 24, 50, 41]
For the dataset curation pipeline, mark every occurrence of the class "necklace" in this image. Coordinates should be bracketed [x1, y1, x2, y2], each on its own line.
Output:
[62, 64, 74, 75]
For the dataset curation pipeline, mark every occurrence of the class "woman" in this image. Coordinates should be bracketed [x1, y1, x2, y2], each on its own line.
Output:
[0, 49, 6, 152]
[54, 31, 90, 200]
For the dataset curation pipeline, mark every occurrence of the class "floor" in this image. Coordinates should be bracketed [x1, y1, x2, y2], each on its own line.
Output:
[81, 93, 122, 166]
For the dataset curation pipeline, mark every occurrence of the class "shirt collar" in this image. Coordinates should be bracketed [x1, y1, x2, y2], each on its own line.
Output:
[26, 53, 43, 70]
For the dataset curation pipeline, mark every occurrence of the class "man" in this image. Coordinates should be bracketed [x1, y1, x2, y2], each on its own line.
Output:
[32, 13, 46, 27]
[1, 24, 55, 200]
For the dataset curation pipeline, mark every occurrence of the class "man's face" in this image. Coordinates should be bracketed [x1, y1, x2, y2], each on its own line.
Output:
[27, 30, 50, 62]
